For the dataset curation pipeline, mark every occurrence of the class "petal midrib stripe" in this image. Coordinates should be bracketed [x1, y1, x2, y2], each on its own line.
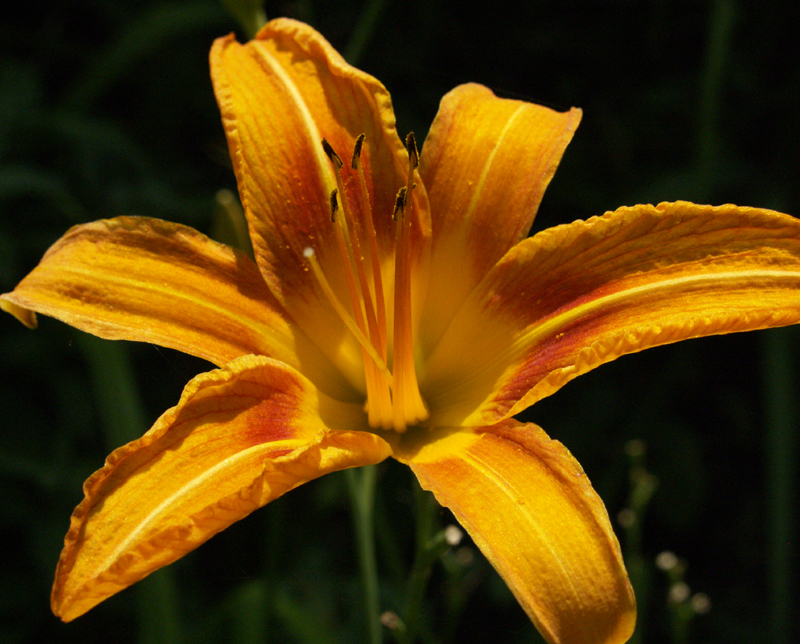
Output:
[457, 443, 584, 607]
[513, 267, 800, 354]
[97, 438, 308, 574]
[57, 264, 275, 337]
[462, 104, 526, 224]
[250, 44, 335, 190]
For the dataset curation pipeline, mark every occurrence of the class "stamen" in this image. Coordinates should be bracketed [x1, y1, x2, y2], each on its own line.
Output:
[405, 132, 419, 168]
[331, 189, 390, 428]
[326, 144, 384, 369]
[352, 134, 388, 360]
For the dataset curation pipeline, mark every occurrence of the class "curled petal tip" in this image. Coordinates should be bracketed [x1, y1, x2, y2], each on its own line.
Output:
[1, 295, 38, 328]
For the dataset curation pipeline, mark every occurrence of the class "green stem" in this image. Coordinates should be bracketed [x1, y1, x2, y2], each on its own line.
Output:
[346, 465, 382, 644]
[402, 488, 436, 638]
[402, 534, 450, 644]
[387, 486, 450, 644]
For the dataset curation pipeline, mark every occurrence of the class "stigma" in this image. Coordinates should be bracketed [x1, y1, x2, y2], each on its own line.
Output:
[304, 134, 428, 432]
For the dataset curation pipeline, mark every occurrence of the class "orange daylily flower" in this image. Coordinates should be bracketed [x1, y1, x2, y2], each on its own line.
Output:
[4, 17, 800, 644]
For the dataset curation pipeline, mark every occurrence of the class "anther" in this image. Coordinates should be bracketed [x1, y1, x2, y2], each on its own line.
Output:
[329, 188, 339, 222]
[405, 132, 419, 168]
[393, 186, 408, 221]
[351, 133, 366, 170]
[321, 138, 344, 169]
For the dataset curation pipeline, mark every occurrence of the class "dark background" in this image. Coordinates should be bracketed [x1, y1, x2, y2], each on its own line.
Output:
[1, 1, 798, 643]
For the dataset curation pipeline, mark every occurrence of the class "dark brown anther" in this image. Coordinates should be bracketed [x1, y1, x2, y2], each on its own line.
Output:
[330, 188, 339, 222]
[405, 132, 419, 168]
[351, 133, 366, 170]
[322, 138, 344, 169]
[393, 186, 408, 221]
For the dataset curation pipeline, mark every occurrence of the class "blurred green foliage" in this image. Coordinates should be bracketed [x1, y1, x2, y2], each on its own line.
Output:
[1, 1, 798, 643]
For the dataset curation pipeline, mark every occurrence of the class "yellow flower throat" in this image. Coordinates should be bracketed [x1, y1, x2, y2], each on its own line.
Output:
[303, 133, 428, 433]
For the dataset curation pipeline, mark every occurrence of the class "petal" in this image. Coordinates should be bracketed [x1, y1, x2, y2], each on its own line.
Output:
[1, 217, 284, 364]
[1, 217, 353, 397]
[422, 202, 800, 425]
[395, 420, 635, 644]
[418, 84, 581, 353]
[52, 354, 391, 621]
[210, 19, 431, 381]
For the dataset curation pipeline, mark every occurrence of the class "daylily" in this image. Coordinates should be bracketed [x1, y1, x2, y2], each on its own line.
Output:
[4, 17, 800, 644]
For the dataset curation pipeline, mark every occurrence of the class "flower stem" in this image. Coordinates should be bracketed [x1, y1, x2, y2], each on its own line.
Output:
[620, 440, 658, 644]
[346, 465, 382, 644]
[402, 488, 436, 638]
[389, 486, 452, 644]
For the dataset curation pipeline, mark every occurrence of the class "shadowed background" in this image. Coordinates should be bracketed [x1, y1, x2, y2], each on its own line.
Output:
[1, 1, 797, 643]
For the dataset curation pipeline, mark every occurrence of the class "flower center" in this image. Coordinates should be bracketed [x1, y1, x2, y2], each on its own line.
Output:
[303, 133, 428, 433]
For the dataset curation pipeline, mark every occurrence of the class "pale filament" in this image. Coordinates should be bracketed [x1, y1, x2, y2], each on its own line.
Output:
[302, 247, 393, 389]
[329, 186, 392, 428]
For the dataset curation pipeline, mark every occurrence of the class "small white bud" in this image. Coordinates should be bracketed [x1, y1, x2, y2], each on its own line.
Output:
[656, 551, 678, 571]
[691, 593, 711, 614]
[444, 525, 463, 546]
[617, 508, 636, 528]
[669, 582, 691, 604]
[380, 611, 400, 629]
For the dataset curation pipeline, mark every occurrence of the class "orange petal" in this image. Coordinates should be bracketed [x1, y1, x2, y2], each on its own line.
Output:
[418, 83, 581, 353]
[52, 354, 391, 621]
[0, 217, 354, 396]
[396, 420, 635, 644]
[422, 202, 800, 425]
[210, 19, 431, 381]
